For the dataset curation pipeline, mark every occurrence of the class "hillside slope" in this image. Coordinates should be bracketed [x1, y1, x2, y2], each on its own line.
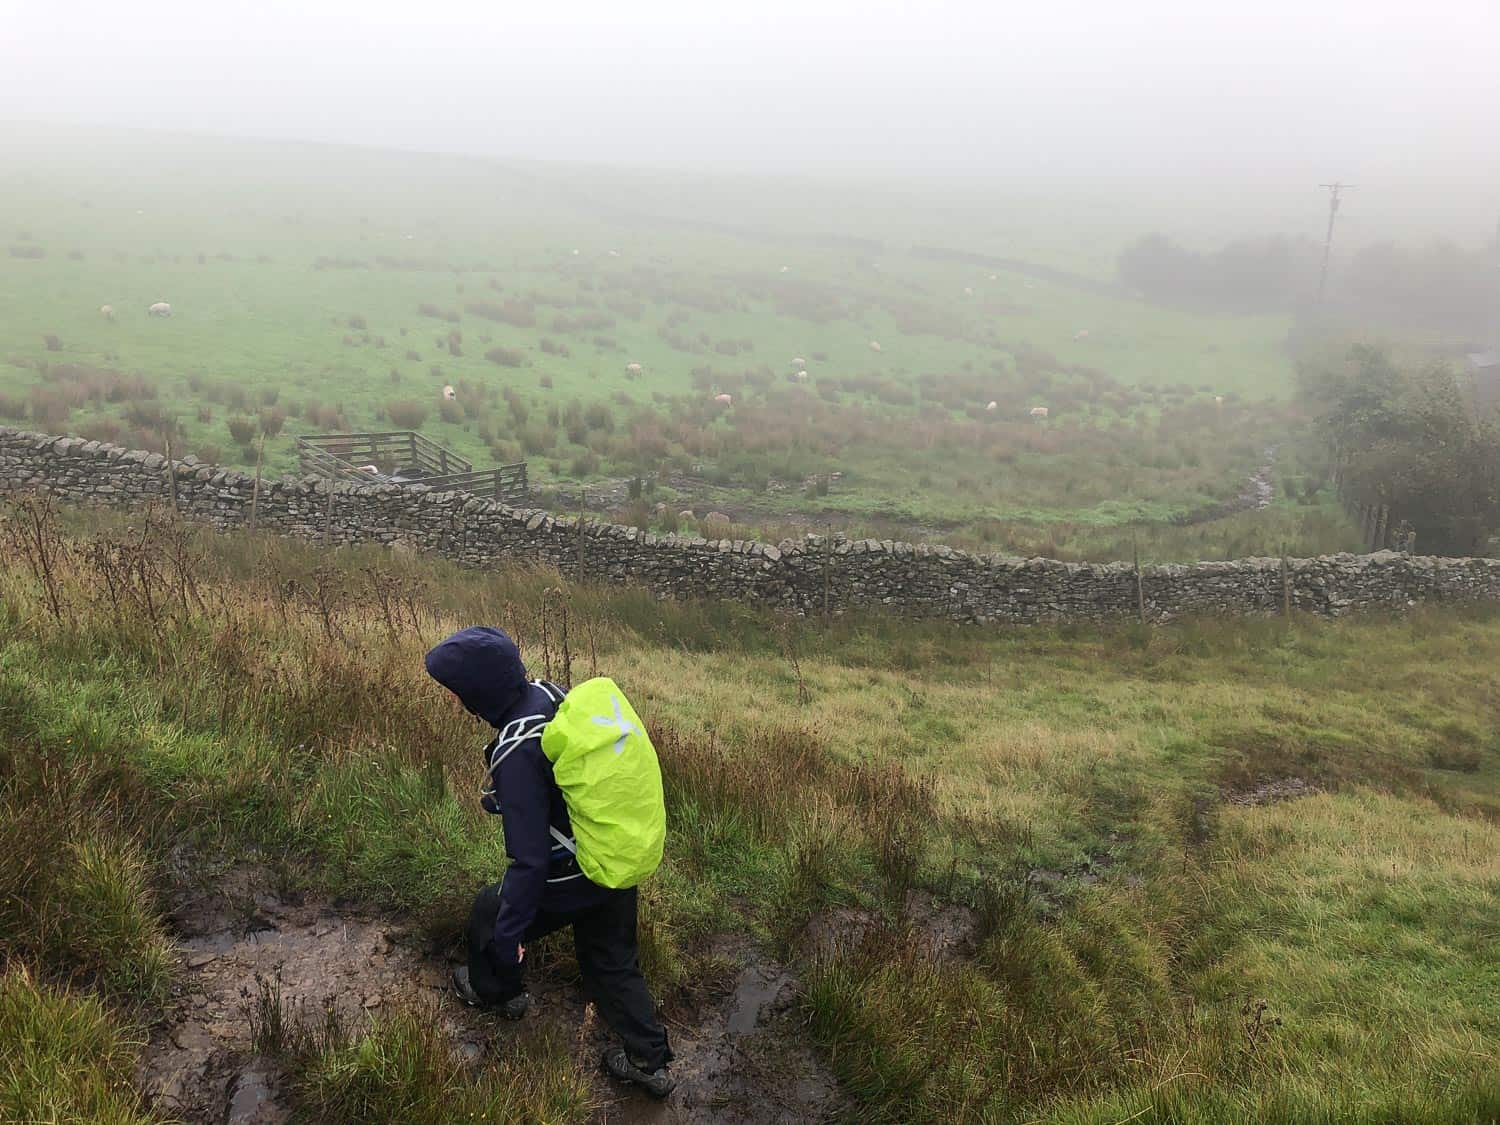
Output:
[1, 501, 1496, 1123]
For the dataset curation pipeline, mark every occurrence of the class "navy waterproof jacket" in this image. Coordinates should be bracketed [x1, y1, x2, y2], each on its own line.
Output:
[424, 627, 611, 963]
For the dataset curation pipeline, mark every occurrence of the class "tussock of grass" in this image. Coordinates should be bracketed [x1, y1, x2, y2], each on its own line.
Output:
[0, 965, 161, 1124]
[249, 979, 595, 1123]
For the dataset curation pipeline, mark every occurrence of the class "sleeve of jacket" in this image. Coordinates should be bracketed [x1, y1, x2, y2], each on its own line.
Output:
[490, 739, 553, 961]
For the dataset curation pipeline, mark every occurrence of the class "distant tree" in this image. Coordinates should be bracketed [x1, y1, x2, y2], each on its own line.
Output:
[1302, 346, 1500, 554]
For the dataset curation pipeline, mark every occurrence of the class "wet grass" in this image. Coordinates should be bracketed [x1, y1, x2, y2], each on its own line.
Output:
[0, 500, 1496, 1122]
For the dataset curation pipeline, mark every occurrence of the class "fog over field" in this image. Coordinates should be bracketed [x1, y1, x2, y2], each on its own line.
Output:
[5, 1, 1499, 240]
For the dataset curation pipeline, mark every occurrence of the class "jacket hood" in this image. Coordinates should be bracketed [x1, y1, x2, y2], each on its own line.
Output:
[424, 626, 529, 728]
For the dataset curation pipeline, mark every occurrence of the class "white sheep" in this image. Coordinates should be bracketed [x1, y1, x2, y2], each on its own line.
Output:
[1029, 406, 1049, 420]
[985, 401, 998, 412]
[99, 304, 115, 321]
[147, 301, 172, 317]
[1073, 329, 1090, 341]
[713, 393, 733, 406]
[791, 356, 806, 367]
[868, 340, 882, 352]
[795, 370, 809, 382]
[607, 249, 621, 258]
[1214, 395, 1224, 405]
[359, 463, 380, 474]
[963, 286, 974, 296]
[442, 385, 456, 401]
[625, 362, 643, 377]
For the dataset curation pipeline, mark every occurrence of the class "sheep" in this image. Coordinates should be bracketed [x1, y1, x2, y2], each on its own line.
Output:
[988, 273, 998, 281]
[1213, 395, 1224, 405]
[868, 340, 882, 352]
[795, 370, 809, 382]
[147, 301, 172, 317]
[442, 384, 456, 401]
[1029, 406, 1049, 420]
[713, 393, 733, 406]
[625, 362, 643, 377]
[985, 400, 998, 412]
[99, 304, 114, 321]
[607, 249, 620, 258]
[1073, 329, 1090, 341]
[963, 286, 974, 296]
[358, 463, 380, 474]
[779, 265, 790, 273]
[791, 356, 806, 367]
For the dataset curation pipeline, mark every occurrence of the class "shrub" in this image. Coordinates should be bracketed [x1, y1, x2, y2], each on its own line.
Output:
[196, 405, 213, 424]
[78, 418, 122, 445]
[195, 442, 223, 464]
[226, 416, 257, 445]
[386, 400, 428, 429]
[42, 335, 61, 352]
[439, 400, 462, 425]
[8, 244, 46, 260]
[583, 404, 614, 432]
[485, 346, 526, 368]
[0, 392, 23, 419]
[347, 314, 367, 330]
[539, 374, 553, 388]
[259, 409, 286, 439]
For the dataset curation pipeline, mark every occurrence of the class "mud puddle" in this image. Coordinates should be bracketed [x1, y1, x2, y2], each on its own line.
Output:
[142, 866, 843, 1124]
[139, 868, 476, 1123]
[591, 937, 843, 1125]
[1223, 775, 1319, 807]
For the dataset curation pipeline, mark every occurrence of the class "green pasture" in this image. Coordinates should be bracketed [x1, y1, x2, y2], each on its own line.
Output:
[0, 125, 1319, 544]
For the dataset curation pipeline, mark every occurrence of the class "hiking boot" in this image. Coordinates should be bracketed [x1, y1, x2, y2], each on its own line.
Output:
[451, 967, 530, 1020]
[602, 1046, 676, 1099]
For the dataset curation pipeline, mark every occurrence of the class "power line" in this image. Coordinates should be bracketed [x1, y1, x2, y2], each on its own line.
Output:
[1317, 182, 1354, 302]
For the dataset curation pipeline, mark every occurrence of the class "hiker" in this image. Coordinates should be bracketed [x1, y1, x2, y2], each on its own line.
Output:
[424, 626, 675, 1098]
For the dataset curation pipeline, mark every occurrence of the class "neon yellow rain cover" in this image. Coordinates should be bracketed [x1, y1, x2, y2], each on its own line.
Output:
[540, 677, 666, 889]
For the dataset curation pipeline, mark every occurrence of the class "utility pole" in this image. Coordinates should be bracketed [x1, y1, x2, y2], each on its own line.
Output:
[1317, 182, 1354, 302]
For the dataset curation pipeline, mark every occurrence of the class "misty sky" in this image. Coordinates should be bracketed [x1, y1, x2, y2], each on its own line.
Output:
[4, 0, 1499, 193]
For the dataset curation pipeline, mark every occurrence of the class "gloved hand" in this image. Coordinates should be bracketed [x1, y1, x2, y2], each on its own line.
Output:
[484, 940, 529, 1017]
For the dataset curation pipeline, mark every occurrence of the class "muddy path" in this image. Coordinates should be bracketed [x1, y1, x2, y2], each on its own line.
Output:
[139, 866, 843, 1124]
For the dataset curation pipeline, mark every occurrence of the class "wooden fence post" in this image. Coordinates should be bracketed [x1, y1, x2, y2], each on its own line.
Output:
[1280, 544, 1291, 617]
[822, 528, 833, 618]
[576, 489, 586, 584]
[322, 487, 335, 549]
[1376, 505, 1390, 550]
[249, 435, 265, 533]
[1133, 537, 1145, 624]
[164, 436, 179, 520]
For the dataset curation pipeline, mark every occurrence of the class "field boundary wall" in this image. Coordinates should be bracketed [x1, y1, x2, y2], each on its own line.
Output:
[5, 426, 1499, 624]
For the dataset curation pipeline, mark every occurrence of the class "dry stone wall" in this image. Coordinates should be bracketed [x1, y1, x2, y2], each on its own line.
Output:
[5, 426, 1500, 625]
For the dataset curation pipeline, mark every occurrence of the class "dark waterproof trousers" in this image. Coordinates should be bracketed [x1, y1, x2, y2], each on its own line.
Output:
[466, 882, 673, 1070]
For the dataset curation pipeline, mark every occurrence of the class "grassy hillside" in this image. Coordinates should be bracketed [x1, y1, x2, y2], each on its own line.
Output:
[1, 499, 1495, 1122]
[0, 124, 1353, 558]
